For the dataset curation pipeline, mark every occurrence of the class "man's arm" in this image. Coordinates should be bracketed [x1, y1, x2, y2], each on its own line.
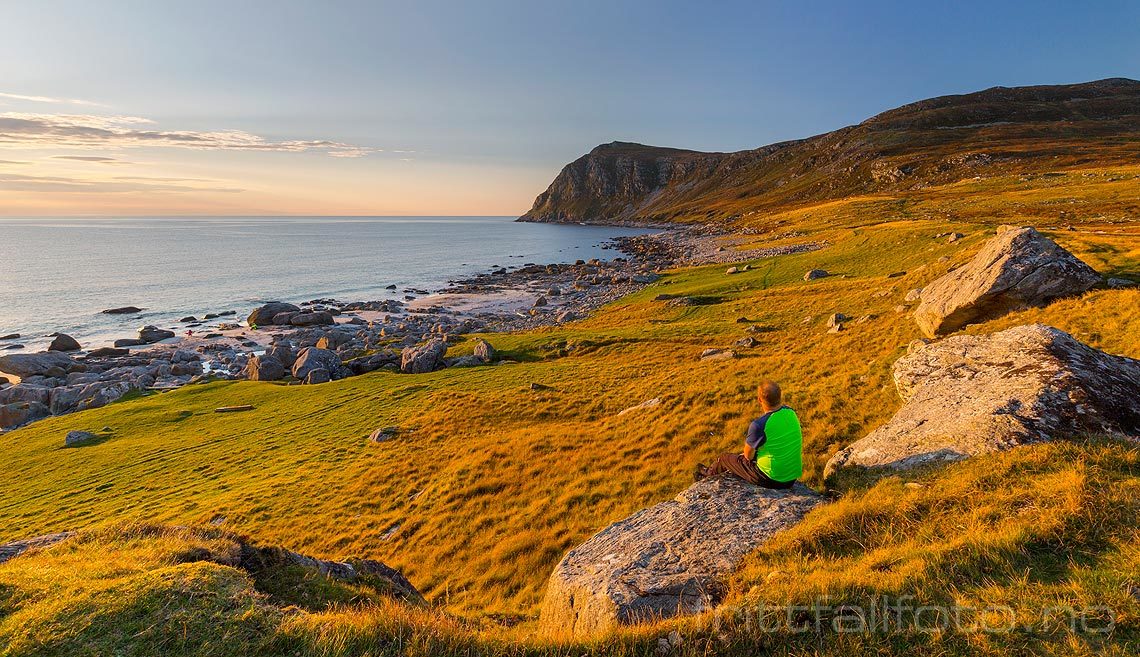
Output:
[744, 419, 766, 460]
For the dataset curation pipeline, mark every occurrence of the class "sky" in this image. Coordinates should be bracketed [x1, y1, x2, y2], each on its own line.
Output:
[0, 1, 1136, 216]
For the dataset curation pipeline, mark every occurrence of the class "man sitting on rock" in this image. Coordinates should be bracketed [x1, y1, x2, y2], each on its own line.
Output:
[695, 380, 802, 489]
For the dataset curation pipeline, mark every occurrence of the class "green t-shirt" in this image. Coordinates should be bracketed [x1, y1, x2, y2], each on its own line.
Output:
[746, 406, 803, 483]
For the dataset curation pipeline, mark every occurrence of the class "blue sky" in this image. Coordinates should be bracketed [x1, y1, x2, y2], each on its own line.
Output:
[0, 0, 1136, 215]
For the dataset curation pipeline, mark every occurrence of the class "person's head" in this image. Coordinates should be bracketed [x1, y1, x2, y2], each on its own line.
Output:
[757, 380, 782, 411]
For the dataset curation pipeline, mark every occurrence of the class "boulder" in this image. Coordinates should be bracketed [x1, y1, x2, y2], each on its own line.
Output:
[304, 368, 330, 385]
[247, 302, 300, 327]
[291, 347, 342, 381]
[101, 306, 142, 315]
[0, 352, 77, 379]
[87, 347, 130, 357]
[0, 334, 21, 340]
[400, 339, 447, 374]
[246, 355, 285, 381]
[64, 430, 99, 447]
[1107, 278, 1136, 288]
[472, 339, 496, 363]
[803, 269, 829, 281]
[0, 385, 51, 406]
[48, 334, 81, 352]
[113, 338, 147, 348]
[265, 342, 296, 369]
[138, 325, 175, 343]
[0, 401, 50, 429]
[290, 311, 334, 327]
[49, 381, 136, 416]
[913, 226, 1100, 337]
[179, 316, 197, 323]
[824, 324, 1140, 478]
[699, 348, 736, 361]
[540, 476, 823, 637]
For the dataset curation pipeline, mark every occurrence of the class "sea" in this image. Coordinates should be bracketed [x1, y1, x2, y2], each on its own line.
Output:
[0, 216, 652, 351]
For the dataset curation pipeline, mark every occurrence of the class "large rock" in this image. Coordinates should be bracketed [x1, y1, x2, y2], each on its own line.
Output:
[540, 476, 823, 637]
[48, 334, 81, 352]
[0, 352, 77, 379]
[290, 311, 334, 327]
[472, 339, 496, 363]
[246, 355, 285, 381]
[291, 347, 342, 381]
[825, 324, 1140, 478]
[138, 325, 175, 343]
[400, 339, 447, 374]
[914, 226, 1100, 337]
[265, 342, 296, 369]
[247, 302, 300, 327]
[0, 401, 50, 429]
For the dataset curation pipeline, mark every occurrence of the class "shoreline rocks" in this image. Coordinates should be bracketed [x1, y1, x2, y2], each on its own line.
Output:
[825, 324, 1140, 478]
[540, 476, 823, 637]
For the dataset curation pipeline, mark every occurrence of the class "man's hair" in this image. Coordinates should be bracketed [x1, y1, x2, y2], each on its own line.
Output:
[758, 380, 782, 409]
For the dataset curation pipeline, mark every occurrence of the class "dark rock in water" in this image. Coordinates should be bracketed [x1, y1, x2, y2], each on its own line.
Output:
[304, 368, 330, 384]
[1, 344, 25, 351]
[64, 430, 100, 447]
[48, 334, 81, 352]
[291, 311, 334, 327]
[400, 339, 447, 374]
[247, 302, 300, 327]
[138, 325, 176, 344]
[292, 347, 342, 381]
[0, 334, 19, 341]
[0, 352, 78, 378]
[101, 306, 143, 315]
[178, 316, 197, 323]
[540, 476, 823, 636]
[246, 354, 286, 381]
[824, 324, 1140, 478]
[0, 401, 50, 429]
[87, 347, 130, 358]
[914, 226, 1101, 337]
[472, 339, 496, 363]
[113, 338, 147, 348]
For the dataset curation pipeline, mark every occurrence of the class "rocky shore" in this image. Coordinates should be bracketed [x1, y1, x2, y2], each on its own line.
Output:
[0, 227, 824, 433]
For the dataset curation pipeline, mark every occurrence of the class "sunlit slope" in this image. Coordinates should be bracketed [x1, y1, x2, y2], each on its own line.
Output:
[1, 168, 1138, 620]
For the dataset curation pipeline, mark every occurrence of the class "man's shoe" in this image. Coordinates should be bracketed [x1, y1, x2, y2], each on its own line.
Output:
[693, 463, 709, 482]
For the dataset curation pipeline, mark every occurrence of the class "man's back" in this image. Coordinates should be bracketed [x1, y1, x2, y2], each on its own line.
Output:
[750, 406, 803, 483]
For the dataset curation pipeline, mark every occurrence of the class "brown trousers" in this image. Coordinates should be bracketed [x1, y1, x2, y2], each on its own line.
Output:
[706, 453, 795, 489]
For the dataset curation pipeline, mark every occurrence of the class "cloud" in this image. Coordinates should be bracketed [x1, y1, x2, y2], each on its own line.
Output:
[0, 171, 243, 194]
[52, 155, 124, 164]
[0, 92, 105, 107]
[0, 112, 374, 157]
[0, 159, 30, 165]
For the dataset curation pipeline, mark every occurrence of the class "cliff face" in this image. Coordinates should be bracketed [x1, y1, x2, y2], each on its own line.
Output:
[520, 78, 1140, 225]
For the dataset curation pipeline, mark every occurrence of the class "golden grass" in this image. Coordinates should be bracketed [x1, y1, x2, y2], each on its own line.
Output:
[0, 166, 1137, 655]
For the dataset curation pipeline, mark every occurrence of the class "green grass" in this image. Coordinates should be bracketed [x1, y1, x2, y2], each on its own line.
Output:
[1, 167, 1139, 654]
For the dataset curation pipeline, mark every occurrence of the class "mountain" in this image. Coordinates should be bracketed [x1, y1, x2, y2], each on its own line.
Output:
[520, 78, 1140, 224]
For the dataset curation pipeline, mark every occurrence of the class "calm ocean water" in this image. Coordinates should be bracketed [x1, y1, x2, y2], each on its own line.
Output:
[0, 216, 651, 351]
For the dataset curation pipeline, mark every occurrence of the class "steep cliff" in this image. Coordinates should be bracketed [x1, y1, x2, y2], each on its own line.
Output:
[520, 78, 1140, 224]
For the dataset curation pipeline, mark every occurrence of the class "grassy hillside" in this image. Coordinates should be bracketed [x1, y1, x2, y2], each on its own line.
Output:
[1, 163, 1138, 655]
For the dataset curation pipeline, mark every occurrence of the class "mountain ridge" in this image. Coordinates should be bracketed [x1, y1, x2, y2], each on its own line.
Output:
[519, 78, 1140, 225]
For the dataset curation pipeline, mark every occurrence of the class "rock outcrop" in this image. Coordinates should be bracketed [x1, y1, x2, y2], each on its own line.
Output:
[246, 354, 285, 381]
[913, 226, 1100, 337]
[0, 352, 78, 379]
[48, 334, 81, 352]
[291, 347, 342, 382]
[540, 476, 823, 637]
[401, 339, 447, 374]
[825, 324, 1140, 477]
[247, 302, 300, 327]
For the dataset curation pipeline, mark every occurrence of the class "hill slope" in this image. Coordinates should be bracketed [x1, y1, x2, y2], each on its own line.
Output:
[520, 78, 1140, 224]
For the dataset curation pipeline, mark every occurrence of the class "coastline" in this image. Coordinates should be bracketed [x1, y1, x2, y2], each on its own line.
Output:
[0, 226, 824, 432]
